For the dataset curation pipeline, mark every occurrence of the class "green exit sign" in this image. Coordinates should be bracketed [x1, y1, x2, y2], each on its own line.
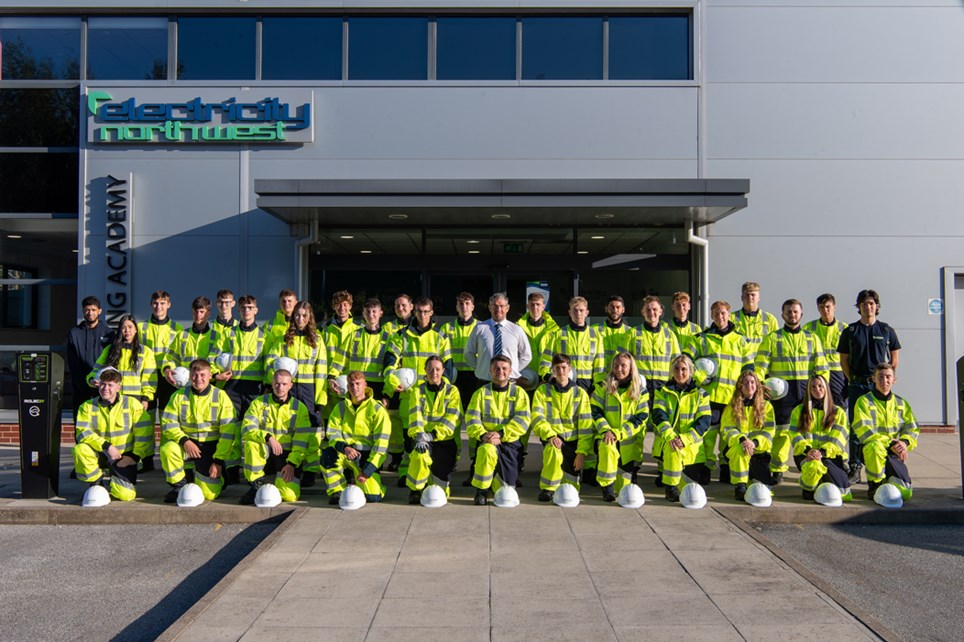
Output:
[503, 243, 524, 254]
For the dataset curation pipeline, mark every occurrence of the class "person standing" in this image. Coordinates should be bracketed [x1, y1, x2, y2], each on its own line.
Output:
[465, 292, 532, 383]
[669, 292, 702, 351]
[66, 296, 114, 420]
[731, 282, 779, 360]
[138, 290, 183, 471]
[440, 291, 480, 408]
[516, 291, 560, 375]
[594, 295, 634, 368]
[211, 289, 238, 353]
[538, 296, 604, 394]
[803, 293, 848, 408]
[262, 288, 298, 355]
[837, 289, 901, 484]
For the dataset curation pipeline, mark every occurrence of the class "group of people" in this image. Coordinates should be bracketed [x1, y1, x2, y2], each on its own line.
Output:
[65, 282, 919, 509]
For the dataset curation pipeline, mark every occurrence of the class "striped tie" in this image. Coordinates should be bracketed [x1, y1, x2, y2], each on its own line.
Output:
[493, 323, 503, 357]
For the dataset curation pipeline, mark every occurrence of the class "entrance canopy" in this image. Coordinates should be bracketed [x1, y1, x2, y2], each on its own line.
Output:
[254, 178, 749, 227]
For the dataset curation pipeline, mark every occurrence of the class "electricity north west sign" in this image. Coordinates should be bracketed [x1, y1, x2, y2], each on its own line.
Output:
[86, 90, 313, 144]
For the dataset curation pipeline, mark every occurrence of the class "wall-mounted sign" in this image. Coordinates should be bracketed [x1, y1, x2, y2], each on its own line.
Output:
[928, 298, 943, 315]
[86, 89, 313, 145]
[104, 174, 132, 326]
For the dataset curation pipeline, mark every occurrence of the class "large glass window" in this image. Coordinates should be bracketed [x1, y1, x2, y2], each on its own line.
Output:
[0, 17, 80, 80]
[262, 17, 342, 80]
[522, 17, 602, 80]
[176, 17, 256, 80]
[609, 15, 692, 80]
[0, 265, 37, 329]
[0, 88, 78, 147]
[436, 17, 516, 81]
[87, 17, 168, 80]
[348, 17, 427, 80]
[0, 153, 78, 213]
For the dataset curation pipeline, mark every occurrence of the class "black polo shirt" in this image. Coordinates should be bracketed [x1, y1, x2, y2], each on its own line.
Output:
[837, 319, 900, 380]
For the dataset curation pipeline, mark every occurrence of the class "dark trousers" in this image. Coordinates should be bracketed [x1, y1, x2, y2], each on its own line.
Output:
[847, 379, 874, 465]
[224, 379, 264, 420]
[772, 380, 808, 426]
[425, 439, 459, 483]
[475, 439, 522, 487]
[290, 382, 319, 426]
[95, 451, 138, 486]
[829, 370, 848, 409]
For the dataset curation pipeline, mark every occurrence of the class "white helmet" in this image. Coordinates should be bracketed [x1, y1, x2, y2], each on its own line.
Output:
[617, 483, 645, 509]
[744, 482, 772, 508]
[171, 366, 190, 388]
[215, 352, 232, 370]
[177, 483, 205, 507]
[553, 483, 581, 508]
[638, 374, 648, 392]
[887, 476, 913, 501]
[694, 358, 717, 379]
[814, 482, 843, 507]
[82, 484, 111, 507]
[339, 485, 367, 510]
[763, 377, 789, 400]
[273, 356, 299, 378]
[255, 483, 283, 508]
[680, 483, 707, 509]
[493, 485, 520, 508]
[333, 374, 349, 397]
[874, 483, 903, 509]
[518, 368, 539, 391]
[420, 484, 448, 508]
[396, 367, 417, 391]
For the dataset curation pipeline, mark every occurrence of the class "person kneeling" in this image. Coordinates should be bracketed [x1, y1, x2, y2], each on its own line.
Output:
[722, 370, 777, 502]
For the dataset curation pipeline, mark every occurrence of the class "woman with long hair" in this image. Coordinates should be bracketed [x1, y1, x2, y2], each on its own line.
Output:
[87, 314, 157, 409]
[721, 370, 776, 501]
[790, 374, 852, 503]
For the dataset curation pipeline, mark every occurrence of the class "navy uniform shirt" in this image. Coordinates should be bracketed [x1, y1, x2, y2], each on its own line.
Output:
[837, 320, 900, 380]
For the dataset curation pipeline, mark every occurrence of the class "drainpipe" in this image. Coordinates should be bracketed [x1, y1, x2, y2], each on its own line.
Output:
[687, 222, 709, 325]
[294, 219, 319, 298]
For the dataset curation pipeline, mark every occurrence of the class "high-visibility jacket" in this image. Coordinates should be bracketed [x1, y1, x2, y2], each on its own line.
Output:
[590, 383, 649, 442]
[138, 317, 184, 364]
[75, 394, 153, 459]
[632, 322, 681, 383]
[517, 312, 561, 365]
[440, 317, 478, 372]
[211, 317, 238, 354]
[262, 310, 290, 356]
[383, 316, 413, 336]
[465, 383, 531, 443]
[754, 327, 828, 382]
[670, 318, 702, 352]
[852, 391, 919, 450]
[323, 318, 359, 373]
[651, 381, 711, 445]
[731, 308, 779, 358]
[327, 388, 392, 475]
[161, 385, 236, 462]
[409, 381, 462, 441]
[88, 345, 157, 402]
[803, 318, 847, 373]
[266, 330, 328, 405]
[539, 325, 605, 386]
[384, 323, 453, 392]
[684, 324, 752, 405]
[331, 326, 392, 383]
[721, 400, 776, 448]
[242, 393, 312, 467]
[593, 320, 634, 368]
[162, 325, 220, 373]
[224, 323, 266, 382]
[532, 381, 593, 454]
[790, 405, 849, 459]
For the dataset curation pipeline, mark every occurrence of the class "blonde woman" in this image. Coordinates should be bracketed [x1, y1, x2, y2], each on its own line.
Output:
[591, 352, 648, 501]
[721, 370, 776, 501]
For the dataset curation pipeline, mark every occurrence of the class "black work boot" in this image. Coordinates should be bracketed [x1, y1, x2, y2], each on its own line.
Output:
[601, 485, 616, 502]
[164, 481, 186, 504]
[474, 488, 488, 506]
[408, 489, 422, 505]
[538, 489, 554, 502]
[665, 485, 681, 503]
[734, 483, 747, 502]
[239, 480, 263, 505]
[848, 462, 863, 485]
[328, 491, 342, 505]
[718, 464, 730, 484]
[301, 471, 316, 487]
[385, 452, 402, 472]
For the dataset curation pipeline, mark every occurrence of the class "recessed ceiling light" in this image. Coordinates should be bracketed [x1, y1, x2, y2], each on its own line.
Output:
[468, 250, 480, 254]
[594, 213, 614, 220]
[467, 240, 480, 244]
[72, 249, 79, 253]
[577, 250, 589, 255]
[389, 214, 408, 220]
[491, 213, 511, 220]
[591, 235, 605, 240]
[7, 234, 22, 239]
[360, 250, 372, 254]
[339, 235, 354, 239]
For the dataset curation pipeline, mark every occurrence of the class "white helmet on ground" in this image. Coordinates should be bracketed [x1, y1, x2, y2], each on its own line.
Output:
[887, 476, 913, 501]
[420, 485, 447, 508]
[874, 483, 903, 509]
[494, 485, 520, 508]
[680, 483, 707, 509]
[396, 367, 417, 391]
[763, 377, 789, 400]
[518, 368, 539, 391]
[745, 482, 772, 508]
[171, 366, 190, 388]
[553, 483, 580, 508]
[273, 357, 299, 378]
[694, 358, 717, 379]
[339, 485, 367, 510]
[177, 483, 205, 507]
[333, 374, 349, 397]
[215, 352, 232, 371]
[814, 482, 843, 507]
[617, 483, 645, 509]
[82, 485, 111, 507]
[255, 483, 283, 508]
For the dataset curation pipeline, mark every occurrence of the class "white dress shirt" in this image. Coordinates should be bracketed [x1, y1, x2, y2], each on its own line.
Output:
[464, 318, 532, 381]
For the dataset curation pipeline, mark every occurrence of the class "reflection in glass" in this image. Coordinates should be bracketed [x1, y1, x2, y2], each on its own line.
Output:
[609, 15, 692, 80]
[0, 153, 78, 213]
[0, 17, 80, 80]
[0, 88, 78, 147]
[88, 17, 168, 80]
[437, 17, 516, 80]
[522, 17, 602, 80]
[177, 17, 255, 80]
[348, 17, 427, 80]
[263, 17, 342, 80]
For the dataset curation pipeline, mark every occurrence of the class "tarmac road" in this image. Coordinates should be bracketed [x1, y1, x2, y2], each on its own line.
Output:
[759, 524, 964, 642]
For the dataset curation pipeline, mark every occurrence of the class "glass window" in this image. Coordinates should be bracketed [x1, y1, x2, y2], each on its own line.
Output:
[522, 17, 602, 80]
[436, 17, 516, 81]
[348, 17, 427, 80]
[88, 17, 168, 80]
[0, 17, 80, 80]
[0, 153, 78, 214]
[609, 15, 692, 80]
[0, 265, 37, 329]
[0, 88, 79, 147]
[176, 17, 256, 80]
[262, 17, 343, 80]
